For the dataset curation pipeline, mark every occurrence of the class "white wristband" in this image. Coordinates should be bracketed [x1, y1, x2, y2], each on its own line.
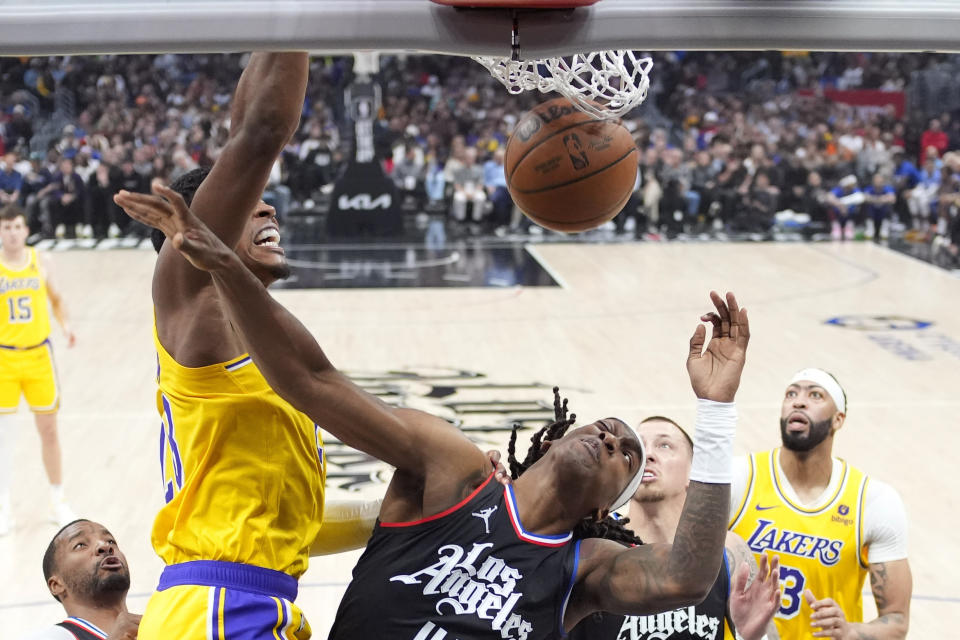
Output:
[689, 398, 736, 484]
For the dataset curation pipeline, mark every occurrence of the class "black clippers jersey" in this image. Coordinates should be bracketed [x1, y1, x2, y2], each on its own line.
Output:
[568, 554, 733, 640]
[329, 473, 580, 640]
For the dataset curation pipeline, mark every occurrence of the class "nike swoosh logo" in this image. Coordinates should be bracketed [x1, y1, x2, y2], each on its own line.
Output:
[755, 505, 778, 511]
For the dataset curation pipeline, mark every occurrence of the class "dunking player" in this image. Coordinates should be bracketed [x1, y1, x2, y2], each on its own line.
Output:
[121, 52, 378, 639]
[116, 181, 749, 639]
[729, 369, 911, 639]
[569, 416, 781, 640]
[23, 519, 140, 640]
[0, 204, 76, 533]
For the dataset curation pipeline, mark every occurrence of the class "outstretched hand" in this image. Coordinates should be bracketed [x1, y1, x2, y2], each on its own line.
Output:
[113, 183, 233, 272]
[730, 554, 781, 640]
[687, 291, 750, 402]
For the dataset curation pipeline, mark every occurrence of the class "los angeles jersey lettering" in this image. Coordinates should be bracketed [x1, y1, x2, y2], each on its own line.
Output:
[329, 474, 578, 640]
[569, 555, 734, 640]
[729, 449, 868, 638]
[0, 248, 50, 347]
[153, 322, 326, 577]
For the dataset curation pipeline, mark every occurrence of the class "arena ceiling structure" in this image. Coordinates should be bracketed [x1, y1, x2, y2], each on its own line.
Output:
[2, 0, 960, 57]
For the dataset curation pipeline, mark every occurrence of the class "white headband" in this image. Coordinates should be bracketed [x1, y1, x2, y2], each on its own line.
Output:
[789, 368, 846, 414]
[608, 417, 647, 511]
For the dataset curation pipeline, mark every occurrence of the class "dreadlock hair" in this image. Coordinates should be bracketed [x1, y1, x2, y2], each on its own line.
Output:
[151, 167, 212, 253]
[507, 386, 643, 546]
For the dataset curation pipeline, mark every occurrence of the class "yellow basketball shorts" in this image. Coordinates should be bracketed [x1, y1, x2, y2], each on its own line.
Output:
[0, 340, 59, 414]
[139, 561, 311, 640]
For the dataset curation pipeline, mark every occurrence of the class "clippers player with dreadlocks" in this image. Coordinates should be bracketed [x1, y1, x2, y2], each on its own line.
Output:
[115, 182, 750, 640]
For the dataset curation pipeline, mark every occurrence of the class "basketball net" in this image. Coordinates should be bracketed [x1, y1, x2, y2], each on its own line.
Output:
[473, 50, 653, 120]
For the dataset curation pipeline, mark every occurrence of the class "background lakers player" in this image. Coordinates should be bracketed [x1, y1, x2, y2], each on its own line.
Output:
[0, 204, 76, 534]
[129, 52, 338, 639]
[729, 369, 912, 639]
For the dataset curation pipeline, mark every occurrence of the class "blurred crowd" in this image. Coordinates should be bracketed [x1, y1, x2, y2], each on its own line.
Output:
[2, 51, 960, 261]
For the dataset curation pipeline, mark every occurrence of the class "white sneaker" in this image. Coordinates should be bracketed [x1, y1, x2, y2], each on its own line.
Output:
[51, 500, 77, 527]
[80, 224, 94, 238]
[54, 224, 66, 239]
[880, 219, 890, 240]
[108, 223, 121, 238]
[865, 219, 875, 239]
[831, 221, 842, 240]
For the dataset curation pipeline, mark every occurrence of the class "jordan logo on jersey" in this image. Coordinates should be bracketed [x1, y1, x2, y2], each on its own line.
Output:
[390, 542, 533, 639]
[617, 608, 721, 640]
[0, 276, 40, 294]
[472, 506, 498, 534]
[745, 518, 844, 566]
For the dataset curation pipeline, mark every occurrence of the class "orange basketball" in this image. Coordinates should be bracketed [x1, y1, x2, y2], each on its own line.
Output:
[505, 97, 639, 232]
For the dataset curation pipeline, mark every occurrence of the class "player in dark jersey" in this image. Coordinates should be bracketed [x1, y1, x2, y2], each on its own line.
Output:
[23, 520, 140, 640]
[115, 184, 750, 640]
[567, 416, 780, 640]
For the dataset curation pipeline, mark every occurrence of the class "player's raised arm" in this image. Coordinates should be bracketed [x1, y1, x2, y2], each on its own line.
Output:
[154, 52, 307, 301]
[117, 184, 487, 477]
[566, 293, 747, 627]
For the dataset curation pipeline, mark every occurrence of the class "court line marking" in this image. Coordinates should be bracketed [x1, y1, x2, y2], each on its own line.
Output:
[524, 243, 570, 290]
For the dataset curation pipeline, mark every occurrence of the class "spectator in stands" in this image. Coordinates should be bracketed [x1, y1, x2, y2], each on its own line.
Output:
[85, 163, 115, 239]
[920, 118, 949, 163]
[110, 159, 148, 237]
[450, 147, 486, 224]
[20, 152, 53, 237]
[392, 144, 425, 201]
[935, 154, 960, 235]
[733, 170, 779, 235]
[4, 105, 33, 150]
[0, 152, 23, 207]
[48, 158, 85, 239]
[168, 148, 198, 183]
[908, 157, 942, 232]
[826, 174, 864, 240]
[797, 170, 830, 232]
[862, 172, 896, 241]
[483, 149, 512, 232]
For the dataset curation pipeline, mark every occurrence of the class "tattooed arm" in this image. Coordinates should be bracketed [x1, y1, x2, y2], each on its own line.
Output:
[565, 292, 749, 629]
[805, 560, 911, 640]
[856, 560, 912, 639]
[566, 482, 730, 628]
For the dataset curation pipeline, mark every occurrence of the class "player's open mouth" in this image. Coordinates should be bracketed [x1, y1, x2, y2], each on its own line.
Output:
[641, 470, 657, 482]
[254, 226, 281, 248]
[786, 412, 809, 430]
[100, 556, 123, 570]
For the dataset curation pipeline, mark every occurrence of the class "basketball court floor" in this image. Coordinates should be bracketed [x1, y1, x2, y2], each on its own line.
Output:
[0, 239, 957, 637]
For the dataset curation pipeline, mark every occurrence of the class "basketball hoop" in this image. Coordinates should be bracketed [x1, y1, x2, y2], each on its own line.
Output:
[473, 49, 653, 120]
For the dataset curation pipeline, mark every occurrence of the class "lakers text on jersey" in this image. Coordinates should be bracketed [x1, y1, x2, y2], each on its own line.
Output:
[729, 449, 868, 638]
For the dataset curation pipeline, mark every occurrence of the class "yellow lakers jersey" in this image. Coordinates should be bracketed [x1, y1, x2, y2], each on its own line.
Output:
[730, 449, 868, 639]
[0, 248, 50, 347]
[153, 323, 326, 578]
